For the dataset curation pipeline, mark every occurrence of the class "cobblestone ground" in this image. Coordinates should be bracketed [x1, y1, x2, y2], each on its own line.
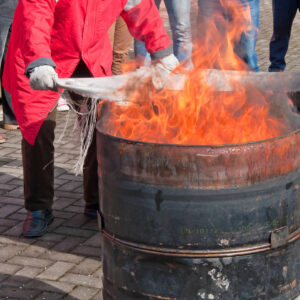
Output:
[0, 1, 300, 299]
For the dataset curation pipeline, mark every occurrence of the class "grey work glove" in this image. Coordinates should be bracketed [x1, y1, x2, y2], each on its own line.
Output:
[151, 54, 179, 90]
[30, 65, 58, 91]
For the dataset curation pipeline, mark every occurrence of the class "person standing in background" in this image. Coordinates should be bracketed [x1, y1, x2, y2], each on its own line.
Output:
[0, 0, 19, 130]
[0, 0, 19, 144]
[269, 0, 300, 72]
[197, 0, 260, 71]
[134, 0, 193, 69]
[108, 16, 133, 75]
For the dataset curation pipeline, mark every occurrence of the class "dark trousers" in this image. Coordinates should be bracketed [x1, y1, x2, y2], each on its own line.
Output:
[22, 61, 99, 210]
[269, 0, 300, 71]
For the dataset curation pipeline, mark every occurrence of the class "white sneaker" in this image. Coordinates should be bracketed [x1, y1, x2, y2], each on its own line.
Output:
[57, 95, 70, 112]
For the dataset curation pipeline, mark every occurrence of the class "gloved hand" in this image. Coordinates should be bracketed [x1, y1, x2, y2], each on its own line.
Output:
[151, 54, 179, 90]
[30, 65, 58, 91]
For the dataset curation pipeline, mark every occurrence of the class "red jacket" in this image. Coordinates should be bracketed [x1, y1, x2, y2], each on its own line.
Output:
[3, 0, 171, 145]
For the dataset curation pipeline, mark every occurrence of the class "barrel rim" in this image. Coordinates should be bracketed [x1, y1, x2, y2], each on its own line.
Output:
[96, 121, 300, 148]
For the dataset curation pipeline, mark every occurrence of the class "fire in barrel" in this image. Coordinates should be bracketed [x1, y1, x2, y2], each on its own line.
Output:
[96, 1, 300, 299]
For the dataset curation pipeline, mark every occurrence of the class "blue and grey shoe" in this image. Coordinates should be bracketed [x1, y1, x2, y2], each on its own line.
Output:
[23, 209, 54, 238]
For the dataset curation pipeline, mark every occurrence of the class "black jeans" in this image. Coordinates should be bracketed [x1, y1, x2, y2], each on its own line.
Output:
[269, 0, 300, 71]
[23, 61, 99, 210]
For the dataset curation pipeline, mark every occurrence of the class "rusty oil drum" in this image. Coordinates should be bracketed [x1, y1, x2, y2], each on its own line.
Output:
[96, 117, 300, 300]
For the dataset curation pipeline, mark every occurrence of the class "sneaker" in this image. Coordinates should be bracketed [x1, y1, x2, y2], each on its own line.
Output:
[23, 209, 54, 237]
[57, 95, 70, 112]
[3, 123, 19, 130]
[84, 203, 99, 219]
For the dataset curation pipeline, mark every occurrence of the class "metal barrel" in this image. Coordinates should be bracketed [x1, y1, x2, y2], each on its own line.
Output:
[96, 117, 300, 300]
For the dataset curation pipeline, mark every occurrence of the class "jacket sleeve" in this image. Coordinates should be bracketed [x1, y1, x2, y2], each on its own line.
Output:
[121, 0, 172, 59]
[18, 0, 57, 75]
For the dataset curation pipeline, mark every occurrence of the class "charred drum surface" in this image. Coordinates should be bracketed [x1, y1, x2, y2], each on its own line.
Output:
[96, 120, 300, 300]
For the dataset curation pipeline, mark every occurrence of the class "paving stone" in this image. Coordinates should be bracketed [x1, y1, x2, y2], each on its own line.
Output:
[91, 290, 104, 300]
[41, 250, 84, 264]
[38, 233, 66, 243]
[0, 262, 22, 274]
[8, 178, 24, 185]
[71, 258, 102, 276]
[72, 245, 101, 258]
[80, 220, 99, 231]
[5, 186, 24, 197]
[63, 205, 85, 214]
[7, 256, 54, 268]
[0, 174, 16, 184]
[66, 285, 98, 299]
[0, 204, 20, 218]
[8, 212, 27, 221]
[26, 279, 75, 294]
[53, 210, 76, 219]
[0, 235, 35, 246]
[54, 226, 95, 238]
[0, 196, 24, 205]
[37, 262, 75, 281]
[72, 199, 85, 207]
[0, 183, 17, 191]
[63, 214, 88, 228]
[0, 286, 40, 299]
[58, 174, 83, 182]
[55, 154, 73, 164]
[0, 273, 9, 283]
[53, 198, 77, 210]
[83, 233, 101, 248]
[92, 268, 102, 279]
[0, 226, 9, 233]
[35, 291, 67, 300]
[48, 217, 67, 232]
[15, 266, 44, 281]
[60, 273, 102, 289]
[4, 221, 24, 236]
[21, 242, 55, 258]
[0, 244, 27, 263]
[52, 236, 85, 252]
[57, 180, 83, 193]
[54, 190, 82, 200]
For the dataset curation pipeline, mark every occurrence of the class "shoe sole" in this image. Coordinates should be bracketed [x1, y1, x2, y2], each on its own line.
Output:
[23, 215, 55, 238]
[57, 105, 70, 112]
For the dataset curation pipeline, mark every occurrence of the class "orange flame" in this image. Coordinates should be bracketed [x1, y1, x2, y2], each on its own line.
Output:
[103, 0, 297, 146]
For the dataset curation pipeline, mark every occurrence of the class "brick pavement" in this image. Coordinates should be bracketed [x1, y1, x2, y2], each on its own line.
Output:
[1, 1, 300, 299]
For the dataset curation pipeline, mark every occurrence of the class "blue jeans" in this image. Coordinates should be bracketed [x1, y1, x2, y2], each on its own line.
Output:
[269, 0, 300, 72]
[198, 0, 260, 71]
[134, 0, 193, 68]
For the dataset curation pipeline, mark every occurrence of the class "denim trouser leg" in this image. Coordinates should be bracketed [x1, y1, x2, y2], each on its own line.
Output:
[269, 0, 299, 72]
[237, 0, 260, 71]
[0, 19, 11, 63]
[2, 88, 17, 125]
[134, 0, 161, 64]
[164, 0, 193, 67]
[134, 0, 193, 67]
[1, 22, 17, 124]
[197, 0, 259, 71]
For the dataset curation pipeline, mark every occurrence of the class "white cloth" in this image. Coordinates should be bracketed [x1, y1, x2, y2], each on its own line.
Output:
[30, 65, 58, 90]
